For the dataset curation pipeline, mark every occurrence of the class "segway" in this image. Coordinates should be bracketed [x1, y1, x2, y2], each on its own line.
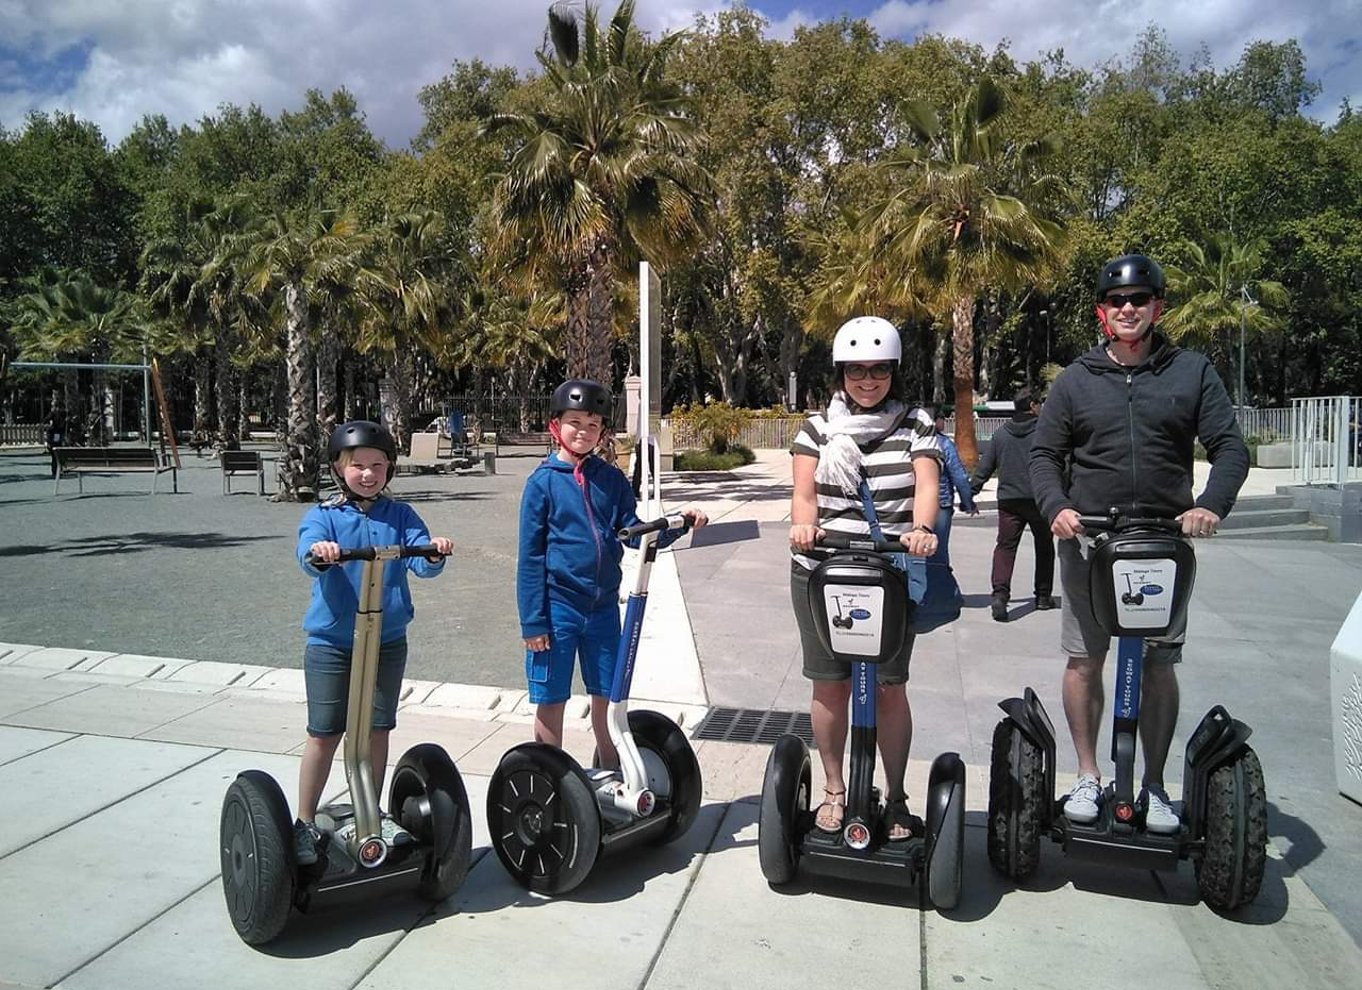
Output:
[987, 511, 1267, 910]
[219, 544, 473, 945]
[486, 515, 703, 895]
[757, 533, 966, 910]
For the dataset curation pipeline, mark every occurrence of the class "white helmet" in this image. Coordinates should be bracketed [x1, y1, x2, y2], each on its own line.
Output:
[832, 316, 901, 364]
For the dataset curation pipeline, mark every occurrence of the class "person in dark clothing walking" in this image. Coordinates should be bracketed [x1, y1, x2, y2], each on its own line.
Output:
[970, 388, 1055, 621]
[1030, 253, 1249, 835]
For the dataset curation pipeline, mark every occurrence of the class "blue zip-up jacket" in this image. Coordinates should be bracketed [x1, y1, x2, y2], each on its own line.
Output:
[517, 454, 684, 638]
[297, 495, 445, 647]
[936, 435, 977, 512]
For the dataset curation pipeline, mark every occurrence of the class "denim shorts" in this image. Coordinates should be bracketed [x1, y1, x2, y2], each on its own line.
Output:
[526, 599, 621, 705]
[1058, 539, 1185, 663]
[303, 637, 409, 737]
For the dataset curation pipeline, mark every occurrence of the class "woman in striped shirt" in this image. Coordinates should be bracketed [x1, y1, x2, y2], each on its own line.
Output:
[789, 317, 941, 840]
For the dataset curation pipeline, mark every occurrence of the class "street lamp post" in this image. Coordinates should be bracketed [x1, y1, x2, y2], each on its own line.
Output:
[1238, 284, 1257, 414]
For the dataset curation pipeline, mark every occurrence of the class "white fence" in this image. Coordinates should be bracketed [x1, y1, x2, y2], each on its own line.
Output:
[1292, 396, 1362, 487]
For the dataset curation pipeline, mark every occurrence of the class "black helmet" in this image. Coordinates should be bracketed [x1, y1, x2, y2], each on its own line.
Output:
[327, 420, 397, 484]
[550, 379, 612, 419]
[1096, 254, 1166, 300]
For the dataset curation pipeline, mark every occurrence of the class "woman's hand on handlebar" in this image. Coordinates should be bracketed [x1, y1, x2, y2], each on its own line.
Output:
[309, 540, 342, 564]
[789, 522, 822, 552]
[1051, 508, 1084, 540]
[1175, 506, 1221, 538]
[900, 527, 937, 557]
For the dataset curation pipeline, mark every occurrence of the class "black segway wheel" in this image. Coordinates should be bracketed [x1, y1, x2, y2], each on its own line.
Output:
[390, 743, 473, 901]
[987, 718, 1045, 881]
[219, 770, 295, 945]
[629, 709, 703, 843]
[757, 734, 811, 886]
[924, 752, 966, 910]
[1195, 746, 1267, 911]
[487, 743, 600, 895]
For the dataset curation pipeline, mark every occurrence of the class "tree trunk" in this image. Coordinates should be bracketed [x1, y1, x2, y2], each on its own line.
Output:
[193, 351, 211, 439]
[951, 295, 979, 468]
[585, 243, 613, 386]
[386, 348, 415, 456]
[317, 323, 340, 450]
[278, 280, 317, 501]
[565, 271, 591, 380]
[932, 323, 948, 409]
[214, 340, 239, 446]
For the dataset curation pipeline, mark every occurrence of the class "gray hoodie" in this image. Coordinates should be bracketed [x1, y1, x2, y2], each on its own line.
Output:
[1030, 333, 1249, 523]
[971, 414, 1039, 502]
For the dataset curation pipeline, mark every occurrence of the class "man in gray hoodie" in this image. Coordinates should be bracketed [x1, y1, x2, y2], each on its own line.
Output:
[1030, 254, 1249, 835]
[971, 388, 1055, 621]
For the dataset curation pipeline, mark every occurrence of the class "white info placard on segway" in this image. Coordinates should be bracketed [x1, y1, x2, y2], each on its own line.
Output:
[822, 584, 886, 656]
[1110, 558, 1177, 628]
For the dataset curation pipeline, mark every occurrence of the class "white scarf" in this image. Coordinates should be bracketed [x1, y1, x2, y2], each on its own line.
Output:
[815, 394, 906, 496]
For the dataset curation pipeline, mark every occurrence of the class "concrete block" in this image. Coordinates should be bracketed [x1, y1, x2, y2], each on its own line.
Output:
[0, 643, 41, 665]
[1331, 589, 1362, 804]
[10, 647, 113, 672]
[0, 725, 74, 766]
[165, 661, 273, 687]
[83, 654, 195, 680]
[240, 667, 307, 697]
[4, 682, 221, 738]
[423, 682, 504, 710]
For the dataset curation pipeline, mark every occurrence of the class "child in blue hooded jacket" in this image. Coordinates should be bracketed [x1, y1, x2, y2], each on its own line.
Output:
[292, 420, 452, 865]
[517, 379, 706, 768]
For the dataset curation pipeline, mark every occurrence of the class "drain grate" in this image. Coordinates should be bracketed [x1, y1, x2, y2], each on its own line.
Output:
[692, 707, 815, 747]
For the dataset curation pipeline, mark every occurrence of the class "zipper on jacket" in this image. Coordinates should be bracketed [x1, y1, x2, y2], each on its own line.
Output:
[577, 464, 605, 610]
[1126, 371, 1138, 509]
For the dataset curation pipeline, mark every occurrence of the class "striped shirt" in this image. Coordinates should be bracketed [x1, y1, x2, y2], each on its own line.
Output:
[790, 405, 940, 570]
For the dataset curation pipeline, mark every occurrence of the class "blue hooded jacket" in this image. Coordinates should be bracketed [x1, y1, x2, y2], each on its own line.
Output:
[517, 453, 683, 638]
[297, 495, 445, 647]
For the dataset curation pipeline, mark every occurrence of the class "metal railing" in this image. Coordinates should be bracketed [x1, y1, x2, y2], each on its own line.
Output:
[1292, 396, 1361, 487]
[0, 424, 43, 446]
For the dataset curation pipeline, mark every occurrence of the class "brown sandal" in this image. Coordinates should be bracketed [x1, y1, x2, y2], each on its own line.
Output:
[814, 788, 846, 833]
[886, 797, 923, 842]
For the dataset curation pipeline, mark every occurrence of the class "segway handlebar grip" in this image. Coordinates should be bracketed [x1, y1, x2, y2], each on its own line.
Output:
[617, 515, 689, 541]
[816, 532, 905, 554]
[306, 544, 447, 566]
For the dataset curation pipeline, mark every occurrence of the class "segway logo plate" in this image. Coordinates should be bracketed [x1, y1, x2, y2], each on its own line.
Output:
[1111, 559, 1175, 628]
[821, 584, 885, 656]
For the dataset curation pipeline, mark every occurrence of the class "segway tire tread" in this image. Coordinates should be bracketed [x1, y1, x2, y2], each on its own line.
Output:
[1196, 747, 1267, 911]
[220, 772, 295, 945]
[987, 719, 1045, 881]
[758, 735, 810, 886]
[629, 710, 703, 844]
[391, 743, 473, 902]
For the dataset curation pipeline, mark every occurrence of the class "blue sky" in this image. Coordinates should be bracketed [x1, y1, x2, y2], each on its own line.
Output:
[2, 1, 1358, 149]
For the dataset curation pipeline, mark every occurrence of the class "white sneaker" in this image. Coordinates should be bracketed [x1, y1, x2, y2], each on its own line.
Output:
[1064, 773, 1102, 824]
[1141, 785, 1180, 834]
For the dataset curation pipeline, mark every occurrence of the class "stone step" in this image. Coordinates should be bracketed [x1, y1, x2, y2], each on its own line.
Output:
[1233, 494, 1297, 511]
[1218, 523, 1330, 540]
[1219, 507, 1312, 529]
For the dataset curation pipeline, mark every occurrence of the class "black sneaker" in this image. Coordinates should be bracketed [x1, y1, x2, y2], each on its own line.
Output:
[293, 819, 321, 866]
[1035, 594, 1058, 610]
[991, 595, 1009, 622]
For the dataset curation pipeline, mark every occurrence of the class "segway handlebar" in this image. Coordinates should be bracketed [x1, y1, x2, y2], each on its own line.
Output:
[816, 532, 907, 554]
[1076, 510, 1182, 534]
[618, 515, 691, 541]
[305, 544, 449, 565]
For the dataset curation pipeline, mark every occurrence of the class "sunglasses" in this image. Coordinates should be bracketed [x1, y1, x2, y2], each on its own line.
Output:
[1103, 291, 1155, 309]
[844, 362, 894, 381]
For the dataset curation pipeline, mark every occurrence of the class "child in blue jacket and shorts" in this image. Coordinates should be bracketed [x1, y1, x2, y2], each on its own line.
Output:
[293, 420, 452, 865]
[517, 379, 706, 768]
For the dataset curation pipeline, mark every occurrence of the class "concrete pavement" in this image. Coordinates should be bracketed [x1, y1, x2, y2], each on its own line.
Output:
[2, 448, 1362, 989]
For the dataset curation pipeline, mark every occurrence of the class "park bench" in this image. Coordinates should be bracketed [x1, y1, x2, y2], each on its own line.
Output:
[221, 449, 266, 495]
[53, 446, 178, 495]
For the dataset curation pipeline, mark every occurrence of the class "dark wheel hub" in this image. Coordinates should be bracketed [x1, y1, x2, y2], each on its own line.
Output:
[517, 803, 547, 844]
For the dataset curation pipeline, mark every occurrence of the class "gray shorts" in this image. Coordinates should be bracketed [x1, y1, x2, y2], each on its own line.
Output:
[1058, 539, 1186, 663]
[791, 562, 914, 684]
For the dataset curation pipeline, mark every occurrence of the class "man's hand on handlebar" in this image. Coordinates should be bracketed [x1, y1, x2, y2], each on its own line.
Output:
[1051, 508, 1084, 539]
[1175, 506, 1221, 538]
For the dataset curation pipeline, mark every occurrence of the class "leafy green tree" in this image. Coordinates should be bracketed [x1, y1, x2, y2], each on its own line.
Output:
[482, 0, 710, 386]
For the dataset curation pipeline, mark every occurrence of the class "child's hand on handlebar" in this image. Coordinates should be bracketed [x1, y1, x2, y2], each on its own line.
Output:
[309, 540, 341, 563]
[789, 523, 822, 551]
[680, 508, 708, 530]
[524, 635, 550, 652]
[426, 536, 454, 561]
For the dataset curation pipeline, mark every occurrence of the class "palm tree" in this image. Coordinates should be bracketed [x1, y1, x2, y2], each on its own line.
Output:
[354, 211, 458, 454]
[242, 209, 361, 500]
[859, 77, 1066, 466]
[482, 0, 710, 385]
[1162, 233, 1288, 408]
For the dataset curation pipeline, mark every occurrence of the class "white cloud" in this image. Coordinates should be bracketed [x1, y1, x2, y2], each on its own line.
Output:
[0, 0, 1357, 149]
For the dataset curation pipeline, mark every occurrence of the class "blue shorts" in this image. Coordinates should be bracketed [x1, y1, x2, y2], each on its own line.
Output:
[526, 600, 621, 705]
[303, 638, 408, 737]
